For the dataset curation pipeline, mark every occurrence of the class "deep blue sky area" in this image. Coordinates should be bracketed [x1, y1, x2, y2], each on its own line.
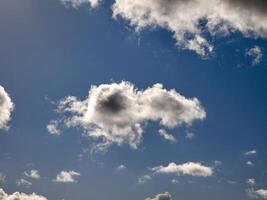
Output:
[0, 0, 267, 200]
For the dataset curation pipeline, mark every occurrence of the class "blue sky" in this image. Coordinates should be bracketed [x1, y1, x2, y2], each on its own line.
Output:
[0, 0, 267, 200]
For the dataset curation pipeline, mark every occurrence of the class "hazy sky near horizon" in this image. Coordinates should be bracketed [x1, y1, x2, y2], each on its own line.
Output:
[0, 0, 267, 200]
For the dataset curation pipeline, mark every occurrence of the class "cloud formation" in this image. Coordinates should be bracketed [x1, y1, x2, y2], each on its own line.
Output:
[138, 175, 152, 184]
[245, 150, 257, 156]
[61, 0, 101, 8]
[50, 81, 205, 150]
[61, 0, 267, 56]
[16, 179, 32, 187]
[0, 188, 48, 200]
[246, 46, 263, 66]
[151, 162, 213, 177]
[55, 170, 80, 183]
[24, 170, 41, 179]
[112, 0, 267, 56]
[0, 86, 14, 130]
[158, 129, 177, 143]
[145, 192, 172, 200]
[248, 189, 267, 199]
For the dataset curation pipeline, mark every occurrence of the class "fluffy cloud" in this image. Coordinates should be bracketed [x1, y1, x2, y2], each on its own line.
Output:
[248, 189, 267, 199]
[47, 120, 60, 135]
[0, 173, 6, 183]
[185, 132, 195, 140]
[24, 170, 40, 179]
[61, 0, 267, 56]
[0, 86, 14, 130]
[151, 162, 213, 177]
[247, 178, 256, 186]
[246, 161, 254, 167]
[246, 46, 263, 66]
[16, 179, 32, 187]
[138, 175, 152, 184]
[158, 129, 176, 143]
[112, 0, 267, 56]
[116, 165, 126, 171]
[50, 81, 205, 150]
[0, 188, 48, 200]
[61, 0, 101, 8]
[55, 170, 80, 183]
[245, 150, 257, 156]
[145, 192, 172, 200]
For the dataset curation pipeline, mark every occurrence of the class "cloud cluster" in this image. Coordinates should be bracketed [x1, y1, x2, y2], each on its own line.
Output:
[0, 188, 47, 200]
[245, 150, 257, 156]
[24, 170, 41, 179]
[145, 192, 172, 200]
[55, 170, 80, 183]
[61, 0, 267, 56]
[248, 189, 267, 199]
[16, 179, 32, 187]
[138, 175, 152, 184]
[151, 162, 213, 177]
[61, 0, 101, 8]
[113, 0, 267, 56]
[246, 46, 263, 66]
[51, 81, 205, 150]
[0, 86, 14, 130]
[158, 129, 176, 143]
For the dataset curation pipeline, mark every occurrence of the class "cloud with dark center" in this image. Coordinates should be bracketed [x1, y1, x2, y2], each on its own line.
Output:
[49, 81, 205, 150]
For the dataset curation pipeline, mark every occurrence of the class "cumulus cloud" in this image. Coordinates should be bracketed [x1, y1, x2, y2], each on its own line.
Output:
[16, 179, 32, 187]
[247, 178, 256, 186]
[0, 188, 48, 200]
[145, 192, 172, 200]
[248, 189, 267, 199]
[47, 120, 60, 135]
[116, 165, 126, 171]
[61, 0, 101, 8]
[246, 46, 263, 66]
[55, 170, 80, 183]
[151, 162, 213, 177]
[0, 173, 6, 183]
[185, 132, 195, 140]
[50, 81, 205, 150]
[138, 175, 152, 184]
[158, 129, 176, 143]
[245, 150, 257, 156]
[24, 170, 40, 179]
[246, 161, 254, 167]
[0, 86, 14, 130]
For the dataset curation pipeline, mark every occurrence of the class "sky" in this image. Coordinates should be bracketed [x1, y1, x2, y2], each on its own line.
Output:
[0, 0, 267, 200]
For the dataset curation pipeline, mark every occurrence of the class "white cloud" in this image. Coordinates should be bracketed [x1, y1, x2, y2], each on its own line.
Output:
[151, 162, 213, 177]
[171, 179, 179, 184]
[248, 189, 267, 199]
[0, 188, 48, 200]
[50, 81, 205, 150]
[145, 192, 172, 200]
[138, 175, 152, 184]
[0, 173, 6, 183]
[47, 120, 60, 135]
[185, 132, 195, 140]
[158, 129, 176, 143]
[247, 178, 256, 186]
[0, 86, 14, 130]
[112, 0, 267, 56]
[246, 161, 254, 167]
[116, 165, 126, 171]
[214, 160, 222, 166]
[16, 179, 32, 187]
[245, 150, 257, 156]
[61, 0, 101, 8]
[55, 170, 80, 183]
[24, 170, 40, 179]
[246, 46, 263, 66]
